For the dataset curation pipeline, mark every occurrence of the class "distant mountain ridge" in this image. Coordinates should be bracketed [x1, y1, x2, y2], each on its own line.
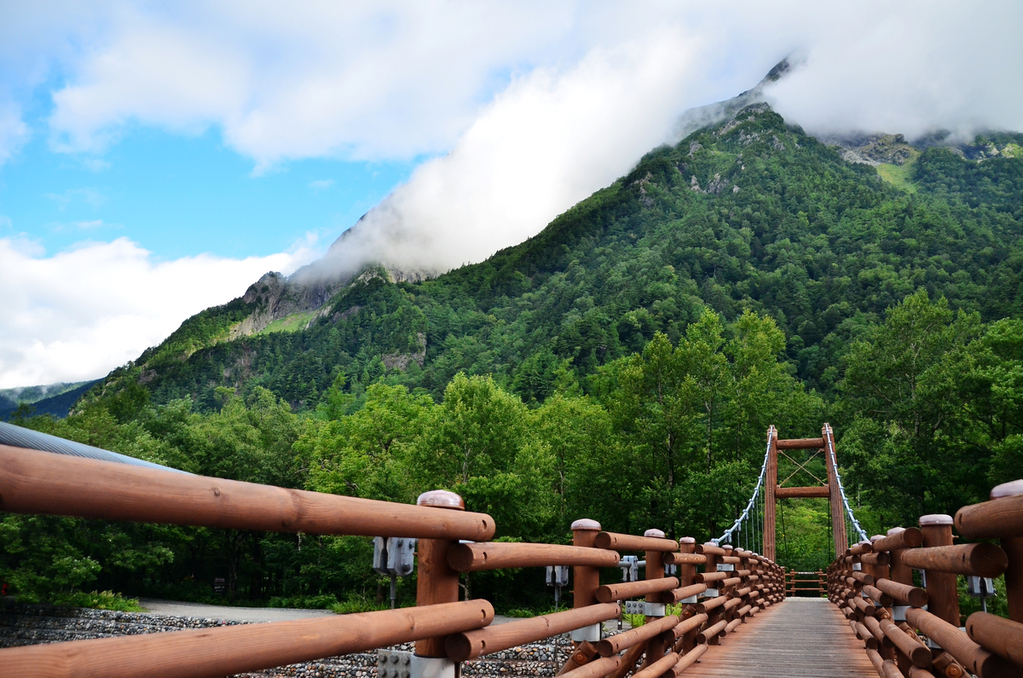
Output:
[0, 380, 101, 420]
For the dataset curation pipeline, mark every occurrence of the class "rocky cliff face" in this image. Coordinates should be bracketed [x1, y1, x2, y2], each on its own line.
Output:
[228, 265, 428, 340]
[820, 133, 916, 166]
[228, 272, 309, 338]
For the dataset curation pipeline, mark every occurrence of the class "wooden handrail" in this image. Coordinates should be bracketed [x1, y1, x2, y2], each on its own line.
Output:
[445, 604, 619, 661]
[0, 444, 494, 541]
[594, 531, 679, 552]
[596, 615, 680, 656]
[596, 577, 680, 603]
[447, 541, 621, 571]
[898, 543, 1007, 578]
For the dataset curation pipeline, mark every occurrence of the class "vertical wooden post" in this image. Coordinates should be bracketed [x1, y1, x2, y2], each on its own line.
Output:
[415, 490, 466, 660]
[887, 528, 914, 587]
[866, 535, 895, 661]
[764, 426, 778, 562]
[823, 424, 848, 558]
[642, 528, 666, 669]
[676, 537, 699, 654]
[870, 535, 890, 582]
[919, 514, 959, 627]
[677, 537, 698, 590]
[991, 481, 1023, 623]
[1002, 535, 1023, 623]
[571, 519, 602, 644]
[702, 543, 723, 646]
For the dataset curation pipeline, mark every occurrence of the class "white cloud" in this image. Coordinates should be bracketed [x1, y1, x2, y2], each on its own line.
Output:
[299, 1, 1023, 281]
[300, 26, 707, 279]
[0, 236, 318, 388]
[764, 2, 1023, 141]
[42, 1, 579, 166]
[7, 1, 1022, 168]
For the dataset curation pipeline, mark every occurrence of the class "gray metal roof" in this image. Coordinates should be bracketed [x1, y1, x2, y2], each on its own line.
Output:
[0, 420, 187, 473]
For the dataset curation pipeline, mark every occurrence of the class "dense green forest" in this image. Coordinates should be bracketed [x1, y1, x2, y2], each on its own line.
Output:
[3, 104, 1021, 614]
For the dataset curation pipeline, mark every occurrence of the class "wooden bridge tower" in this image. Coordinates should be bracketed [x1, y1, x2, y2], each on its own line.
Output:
[763, 424, 847, 562]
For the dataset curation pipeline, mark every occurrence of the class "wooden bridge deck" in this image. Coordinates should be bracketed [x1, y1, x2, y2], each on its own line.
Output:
[683, 598, 877, 678]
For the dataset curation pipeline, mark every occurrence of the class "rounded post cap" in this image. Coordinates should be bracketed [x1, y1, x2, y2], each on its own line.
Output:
[571, 518, 601, 531]
[644, 528, 666, 539]
[886, 527, 905, 537]
[919, 514, 953, 526]
[870, 535, 885, 543]
[721, 544, 733, 551]
[679, 537, 696, 544]
[991, 479, 1023, 499]
[858, 540, 871, 546]
[417, 490, 465, 510]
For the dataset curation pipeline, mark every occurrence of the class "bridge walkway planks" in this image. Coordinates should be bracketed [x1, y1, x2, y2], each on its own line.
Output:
[682, 597, 878, 678]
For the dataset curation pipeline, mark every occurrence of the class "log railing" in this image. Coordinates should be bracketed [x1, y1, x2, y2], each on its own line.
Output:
[826, 479, 1023, 678]
[0, 439, 785, 678]
[785, 569, 826, 597]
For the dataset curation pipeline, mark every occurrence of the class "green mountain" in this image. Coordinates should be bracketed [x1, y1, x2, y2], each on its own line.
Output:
[81, 102, 1023, 413]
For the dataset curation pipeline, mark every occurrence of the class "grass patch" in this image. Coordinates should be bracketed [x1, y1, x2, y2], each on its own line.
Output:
[876, 153, 920, 193]
[268, 593, 340, 609]
[330, 595, 388, 615]
[1001, 143, 1022, 158]
[60, 590, 145, 612]
[257, 311, 318, 336]
[623, 612, 645, 628]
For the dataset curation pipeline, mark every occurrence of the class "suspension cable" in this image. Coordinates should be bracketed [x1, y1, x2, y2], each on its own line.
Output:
[712, 426, 773, 547]
[824, 423, 869, 543]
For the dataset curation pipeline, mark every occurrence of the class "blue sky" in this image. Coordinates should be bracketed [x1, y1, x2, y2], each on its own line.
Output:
[1, 1, 1020, 389]
[2, 124, 418, 261]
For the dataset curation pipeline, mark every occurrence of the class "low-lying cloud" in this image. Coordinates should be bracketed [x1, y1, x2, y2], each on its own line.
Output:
[0, 236, 317, 388]
[293, 1, 1023, 283]
[299, 27, 704, 281]
[764, 3, 1023, 142]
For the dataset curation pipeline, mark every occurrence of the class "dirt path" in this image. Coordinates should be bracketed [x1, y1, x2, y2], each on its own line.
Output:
[138, 598, 337, 622]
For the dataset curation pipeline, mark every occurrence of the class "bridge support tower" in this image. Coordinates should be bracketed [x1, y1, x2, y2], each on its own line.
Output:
[764, 424, 847, 562]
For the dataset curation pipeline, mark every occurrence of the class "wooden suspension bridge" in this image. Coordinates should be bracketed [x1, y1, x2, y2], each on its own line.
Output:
[0, 423, 1021, 678]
